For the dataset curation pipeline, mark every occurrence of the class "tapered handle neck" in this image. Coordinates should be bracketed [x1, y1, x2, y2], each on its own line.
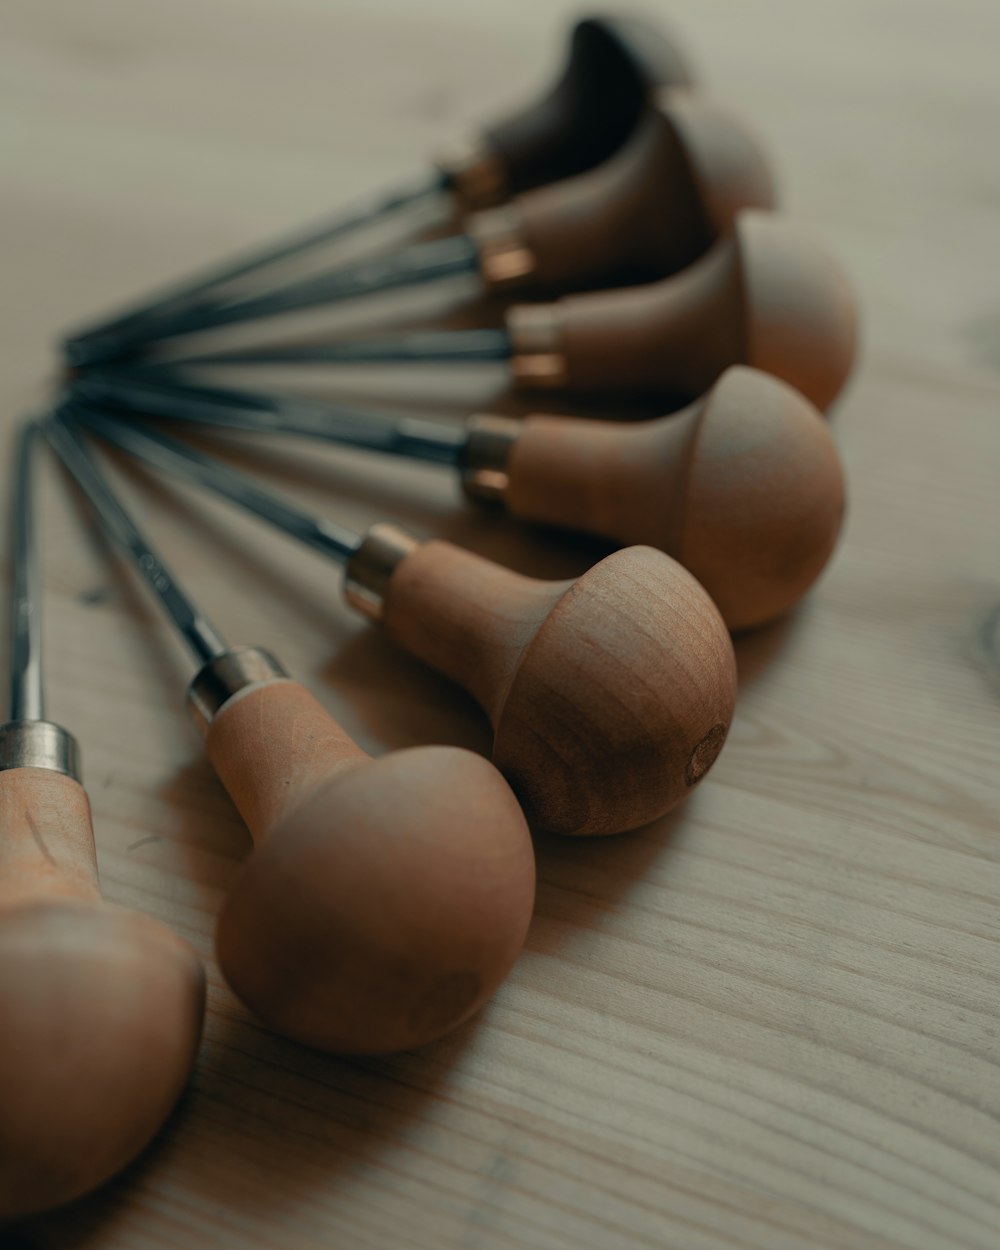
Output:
[189, 649, 369, 844]
[507, 233, 745, 397]
[464, 406, 701, 554]
[365, 536, 572, 726]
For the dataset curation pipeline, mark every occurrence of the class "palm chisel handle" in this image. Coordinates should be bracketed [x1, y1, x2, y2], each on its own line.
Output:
[0, 420, 204, 1221]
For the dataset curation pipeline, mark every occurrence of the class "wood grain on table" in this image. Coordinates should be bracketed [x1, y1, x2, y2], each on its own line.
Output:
[2, 1, 999, 1247]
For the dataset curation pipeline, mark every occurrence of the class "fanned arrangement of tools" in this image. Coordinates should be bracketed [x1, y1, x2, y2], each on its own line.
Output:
[1, 13, 856, 1221]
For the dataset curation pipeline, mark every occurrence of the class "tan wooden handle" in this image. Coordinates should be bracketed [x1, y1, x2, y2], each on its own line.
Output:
[0, 768, 100, 912]
[380, 540, 572, 725]
[503, 405, 695, 552]
[381, 541, 737, 836]
[737, 211, 858, 413]
[0, 769, 205, 1218]
[205, 679, 369, 844]
[214, 744, 536, 1055]
[509, 231, 745, 399]
[478, 97, 774, 293]
[508, 210, 857, 411]
[0, 899, 204, 1220]
[201, 668, 539, 1054]
[501, 366, 846, 630]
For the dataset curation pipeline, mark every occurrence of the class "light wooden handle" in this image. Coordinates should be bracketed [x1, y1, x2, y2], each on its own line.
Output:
[502, 405, 696, 551]
[509, 210, 857, 411]
[381, 541, 737, 835]
[500, 366, 846, 630]
[737, 211, 857, 413]
[380, 540, 571, 725]
[204, 679, 369, 844]
[0, 899, 204, 1220]
[202, 671, 537, 1054]
[215, 744, 536, 1055]
[0, 756, 204, 1220]
[478, 96, 774, 292]
[509, 232, 744, 398]
[0, 768, 100, 912]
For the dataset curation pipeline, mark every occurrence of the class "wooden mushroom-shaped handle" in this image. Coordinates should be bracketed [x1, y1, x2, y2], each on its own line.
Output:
[199, 671, 535, 1055]
[357, 539, 737, 836]
[470, 93, 776, 293]
[0, 761, 204, 1221]
[508, 208, 858, 411]
[467, 366, 845, 630]
[445, 15, 694, 206]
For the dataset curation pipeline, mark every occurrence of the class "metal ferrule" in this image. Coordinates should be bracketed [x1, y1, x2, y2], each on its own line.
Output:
[507, 304, 569, 388]
[0, 721, 81, 781]
[467, 206, 536, 289]
[187, 646, 289, 736]
[435, 133, 509, 209]
[460, 414, 521, 502]
[343, 523, 420, 623]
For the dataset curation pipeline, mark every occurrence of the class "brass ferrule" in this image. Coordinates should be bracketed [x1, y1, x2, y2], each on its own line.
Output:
[188, 646, 289, 736]
[434, 133, 508, 210]
[460, 414, 521, 502]
[0, 721, 81, 781]
[467, 206, 536, 289]
[343, 524, 420, 622]
[507, 304, 569, 388]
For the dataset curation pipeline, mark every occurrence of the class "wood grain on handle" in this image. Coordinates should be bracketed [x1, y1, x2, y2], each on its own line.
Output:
[0, 768, 100, 911]
[379, 540, 570, 724]
[215, 744, 535, 1055]
[381, 542, 737, 835]
[201, 671, 536, 1054]
[204, 679, 369, 843]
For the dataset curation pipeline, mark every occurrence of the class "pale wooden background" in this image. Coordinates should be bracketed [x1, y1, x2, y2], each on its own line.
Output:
[2, 2, 999, 1247]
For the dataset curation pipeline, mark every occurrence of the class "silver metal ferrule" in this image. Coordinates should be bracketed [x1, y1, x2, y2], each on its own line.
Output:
[187, 646, 289, 736]
[343, 523, 420, 622]
[434, 132, 508, 209]
[507, 304, 568, 388]
[460, 414, 521, 502]
[0, 721, 81, 780]
[466, 205, 536, 289]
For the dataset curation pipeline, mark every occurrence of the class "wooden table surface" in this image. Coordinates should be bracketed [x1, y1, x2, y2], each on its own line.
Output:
[3, 2, 999, 1247]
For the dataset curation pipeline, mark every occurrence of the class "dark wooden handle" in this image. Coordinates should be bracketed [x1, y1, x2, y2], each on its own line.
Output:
[484, 16, 694, 194]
